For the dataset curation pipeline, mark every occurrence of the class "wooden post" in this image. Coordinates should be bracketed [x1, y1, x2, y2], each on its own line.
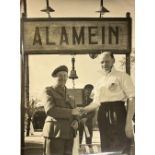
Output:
[21, 52, 25, 149]
[20, 16, 25, 150]
[126, 53, 131, 74]
[24, 55, 30, 137]
[21, 0, 27, 150]
[126, 12, 135, 155]
[126, 12, 132, 75]
[21, 53, 29, 151]
[23, 0, 27, 17]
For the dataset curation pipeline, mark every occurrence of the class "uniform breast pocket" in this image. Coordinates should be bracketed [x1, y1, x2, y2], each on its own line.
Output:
[108, 79, 120, 92]
[54, 96, 64, 107]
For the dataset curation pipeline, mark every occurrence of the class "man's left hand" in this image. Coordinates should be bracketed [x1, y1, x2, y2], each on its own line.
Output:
[79, 107, 87, 115]
[125, 120, 134, 139]
[71, 120, 79, 130]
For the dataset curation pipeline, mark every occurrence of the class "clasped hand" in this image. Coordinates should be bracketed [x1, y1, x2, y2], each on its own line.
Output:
[71, 107, 87, 116]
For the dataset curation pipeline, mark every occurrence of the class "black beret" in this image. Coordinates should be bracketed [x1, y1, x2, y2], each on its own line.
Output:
[52, 65, 68, 77]
[83, 84, 94, 90]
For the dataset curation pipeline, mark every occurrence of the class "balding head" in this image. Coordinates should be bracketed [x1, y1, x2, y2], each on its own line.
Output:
[100, 51, 115, 60]
[100, 52, 115, 72]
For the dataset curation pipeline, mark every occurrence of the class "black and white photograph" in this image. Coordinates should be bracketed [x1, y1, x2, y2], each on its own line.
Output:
[20, 0, 135, 155]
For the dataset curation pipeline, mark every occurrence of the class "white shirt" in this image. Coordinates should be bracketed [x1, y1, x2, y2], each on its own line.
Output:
[92, 67, 135, 105]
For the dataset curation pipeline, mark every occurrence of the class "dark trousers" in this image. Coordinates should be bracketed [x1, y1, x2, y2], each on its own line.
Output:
[97, 101, 131, 154]
[79, 120, 93, 146]
[43, 138, 73, 155]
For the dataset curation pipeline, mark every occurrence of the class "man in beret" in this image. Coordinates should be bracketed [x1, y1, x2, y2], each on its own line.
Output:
[42, 65, 81, 155]
[78, 84, 95, 147]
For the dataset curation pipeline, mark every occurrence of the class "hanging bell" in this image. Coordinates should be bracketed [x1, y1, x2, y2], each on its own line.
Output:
[69, 70, 78, 80]
[69, 57, 78, 80]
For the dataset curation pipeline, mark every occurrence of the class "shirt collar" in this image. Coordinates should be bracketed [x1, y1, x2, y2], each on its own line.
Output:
[101, 66, 116, 76]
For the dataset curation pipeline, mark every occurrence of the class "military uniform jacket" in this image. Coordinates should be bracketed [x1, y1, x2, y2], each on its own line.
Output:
[42, 85, 77, 139]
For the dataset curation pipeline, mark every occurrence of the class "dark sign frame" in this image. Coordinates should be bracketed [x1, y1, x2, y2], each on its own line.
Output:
[21, 15, 131, 55]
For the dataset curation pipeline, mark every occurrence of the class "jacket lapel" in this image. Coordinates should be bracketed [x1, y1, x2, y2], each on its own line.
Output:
[54, 85, 76, 108]
[66, 89, 76, 109]
[54, 85, 66, 99]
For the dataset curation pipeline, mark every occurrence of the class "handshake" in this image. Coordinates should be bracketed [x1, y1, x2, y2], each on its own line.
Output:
[71, 107, 86, 117]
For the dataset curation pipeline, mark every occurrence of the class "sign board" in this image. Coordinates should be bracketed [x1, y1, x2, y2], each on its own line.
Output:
[67, 89, 83, 105]
[22, 18, 131, 54]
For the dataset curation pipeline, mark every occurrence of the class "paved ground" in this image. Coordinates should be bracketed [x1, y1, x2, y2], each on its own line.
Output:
[23, 131, 101, 155]
[22, 131, 130, 155]
[25, 131, 101, 145]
